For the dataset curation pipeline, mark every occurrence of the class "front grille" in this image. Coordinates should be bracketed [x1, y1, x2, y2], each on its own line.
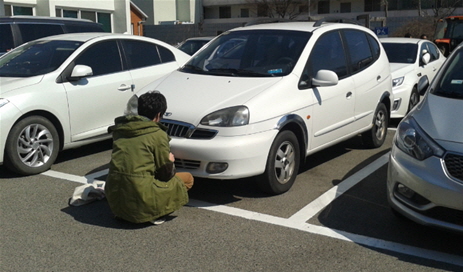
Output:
[161, 119, 217, 139]
[444, 153, 463, 182]
[175, 159, 201, 169]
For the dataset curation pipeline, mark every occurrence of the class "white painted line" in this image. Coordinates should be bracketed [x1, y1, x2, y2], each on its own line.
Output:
[288, 152, 390, 223]
[188, 199, 463, 267]
[42, 169, 108, 184]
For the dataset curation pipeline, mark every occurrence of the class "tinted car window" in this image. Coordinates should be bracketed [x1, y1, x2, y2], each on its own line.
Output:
[121, 40, 161, 70]
[75, 40, 122, 77]
[65, 24, 104, 33]
[17, 23, 65, 43]
[158, 45, 176, 63]
[382, 43, 417, 64]
[367, 34, 381, 60]
[344, 30, 374, 73]
[425, 42, 439, 62]
[308, 30, 347, 79]
[432, 47, 463, 98]
[0, 24, 14, 53]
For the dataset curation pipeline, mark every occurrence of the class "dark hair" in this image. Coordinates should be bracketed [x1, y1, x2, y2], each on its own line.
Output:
[137, 91, 167, 120]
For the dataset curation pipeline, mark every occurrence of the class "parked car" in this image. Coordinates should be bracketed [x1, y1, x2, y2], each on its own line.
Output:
[0, 16, 105, 55]
[380, 37, 446, 118]
[387, 42, 463, 233]
[177, 36, 214, 55]
[135, 21, 393, 195]
[0, 32, 191, 175]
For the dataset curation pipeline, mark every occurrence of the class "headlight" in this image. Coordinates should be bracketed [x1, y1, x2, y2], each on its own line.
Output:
[395, 116, 444, 160]
[392, 76, 404, 87]
[0, 98, 10, 108]
[200, 106, 249, 127]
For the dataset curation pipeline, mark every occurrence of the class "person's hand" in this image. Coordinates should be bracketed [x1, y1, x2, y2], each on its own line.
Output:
[169, 152, 175, 162]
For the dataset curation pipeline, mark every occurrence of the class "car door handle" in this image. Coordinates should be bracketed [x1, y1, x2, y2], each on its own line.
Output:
[118, 84, 132, 91]
[346, 92, 353, 99]
[376, 75, 381, 81]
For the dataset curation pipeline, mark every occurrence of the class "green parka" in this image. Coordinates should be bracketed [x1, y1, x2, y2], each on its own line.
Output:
[105, 115, 188, 223]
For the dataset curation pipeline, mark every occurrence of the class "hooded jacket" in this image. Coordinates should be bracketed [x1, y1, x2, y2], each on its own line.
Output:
[105, 115, 188, 223]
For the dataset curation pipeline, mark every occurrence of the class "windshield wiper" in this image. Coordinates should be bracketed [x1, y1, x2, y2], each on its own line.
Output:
[181, 64, 205, 74]
[208, 68, 270, 77]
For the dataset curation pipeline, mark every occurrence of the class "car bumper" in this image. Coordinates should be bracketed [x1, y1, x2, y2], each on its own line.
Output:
[387, 144, 463, 233]
[0, 102, 22, 165]
[391, 84, 413, 118]
[170, 128, 278, 179]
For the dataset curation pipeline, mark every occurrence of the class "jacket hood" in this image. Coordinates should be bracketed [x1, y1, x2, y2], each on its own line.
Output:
[0, 75, 43, 95]
[109, 115, 167, 138]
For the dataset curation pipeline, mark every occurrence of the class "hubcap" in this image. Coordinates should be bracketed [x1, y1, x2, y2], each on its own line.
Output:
[374, 110, 386, 140]
[274, 141, 296, 184]
[16, 124, 54, 167]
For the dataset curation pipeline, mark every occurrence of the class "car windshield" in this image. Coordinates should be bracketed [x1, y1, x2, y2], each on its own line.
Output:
[0, 40, 82, 77]
[180, 30, 311, 77]
[178, 39, 211, 55]
[382, 43, 417, 63]
[431, 47, 463, 99]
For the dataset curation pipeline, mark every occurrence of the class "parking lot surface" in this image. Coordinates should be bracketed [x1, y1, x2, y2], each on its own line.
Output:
[1, 128, 463, 271]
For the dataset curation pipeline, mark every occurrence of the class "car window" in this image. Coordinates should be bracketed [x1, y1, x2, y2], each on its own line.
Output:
[307, 30, 348, 79]
[432, 48, 463, 98]
[0, 24, 14, 53]
[65, 24, 104, 33]
[17, 23, 65, 44]
[367, 34, 381, 60]
[381, 43, 417, 64]
[344, 30, 374, 73]
[75, 40, 123, 77]
[0, 40, 82, 77]
[121, 39, 161, 70]
[158, 45, 175, 63]
[425, 42, 439, 62]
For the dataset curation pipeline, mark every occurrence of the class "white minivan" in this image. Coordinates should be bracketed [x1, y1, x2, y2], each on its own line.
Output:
[136, 21, 393, 194]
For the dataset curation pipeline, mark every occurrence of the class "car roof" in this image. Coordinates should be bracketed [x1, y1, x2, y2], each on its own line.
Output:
[379, 37, 423, 44]
[184, 36, 214, 41]
[0, 15, 97, 24]
[230, 21, 369, 33]
[35, 32, 149, 42]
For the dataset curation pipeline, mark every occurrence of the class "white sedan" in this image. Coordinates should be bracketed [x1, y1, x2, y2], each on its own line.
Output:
[380, 37, 446, 118]
[0, 33, 190, 175]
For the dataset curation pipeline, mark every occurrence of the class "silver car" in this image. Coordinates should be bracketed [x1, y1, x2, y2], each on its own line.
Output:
[387, 42, 463, 233]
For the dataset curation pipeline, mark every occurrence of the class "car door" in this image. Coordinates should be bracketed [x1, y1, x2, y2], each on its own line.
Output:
[304, 30, 356, 149]
[344, 29, 388, 131]
[422, 41, 445, 82]
[63, 39, 134, 141]
[120, 39, 182, 92]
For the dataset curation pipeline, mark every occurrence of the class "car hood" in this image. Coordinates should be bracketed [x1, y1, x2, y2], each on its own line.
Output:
[389, 63, 414, 78]
[139, 71, 283, 125]
[413, 93, 463, 145]
[0, 76, 43, 95]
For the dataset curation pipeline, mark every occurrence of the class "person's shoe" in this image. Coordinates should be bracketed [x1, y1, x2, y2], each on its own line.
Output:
[150, 216, 166, 225]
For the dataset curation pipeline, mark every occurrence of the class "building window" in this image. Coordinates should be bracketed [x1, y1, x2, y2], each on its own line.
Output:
[257, 4, 269, 17]
[4, 5, 33, 16]
[241, 8, 249, 18]
[318, 1, 330, 14]
[219, 6, 231, 18]
[57, 8, 112, 32]
[365, 0, 381, 11]
[340, 3, 351, 13]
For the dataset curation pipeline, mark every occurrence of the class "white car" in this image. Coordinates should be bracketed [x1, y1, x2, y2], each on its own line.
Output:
[137, 21, 393, 194]
[380, 37, 446, 118]
[0, 32, 191, 175]
[387, 42, 463, 233]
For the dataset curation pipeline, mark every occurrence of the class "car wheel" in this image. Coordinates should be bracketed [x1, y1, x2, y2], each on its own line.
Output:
[362, 103, 388, 148]
[257, 130, 300, 195]
[4, 116, 59, 175]
[407, 86, 420, 113]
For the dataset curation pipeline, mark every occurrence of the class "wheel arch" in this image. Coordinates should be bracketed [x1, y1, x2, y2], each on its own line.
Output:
[13, 110, 65, 151]
[379, 91, 392, 118]
[275, 114, 308, 164]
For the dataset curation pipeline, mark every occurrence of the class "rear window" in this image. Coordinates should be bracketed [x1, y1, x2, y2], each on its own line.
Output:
[17, 23, 65, 43]
[65, 24, 104, 33]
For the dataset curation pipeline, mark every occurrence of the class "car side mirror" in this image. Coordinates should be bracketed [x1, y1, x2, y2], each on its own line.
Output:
[68, 64, 93, 81]
[417, 75, 429, 95]
[311, 70, 339, 87]
[421, 52, 431, 65]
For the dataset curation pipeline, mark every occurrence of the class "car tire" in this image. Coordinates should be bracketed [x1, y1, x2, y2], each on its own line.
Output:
[257, 130, 300, 195]
[362, 103, 388, 148]
[4, 116, 60, 175]
[407, 86, 420, 113]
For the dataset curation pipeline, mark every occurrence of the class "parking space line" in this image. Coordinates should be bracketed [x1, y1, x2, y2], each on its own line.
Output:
[288, 152, 390, 223]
